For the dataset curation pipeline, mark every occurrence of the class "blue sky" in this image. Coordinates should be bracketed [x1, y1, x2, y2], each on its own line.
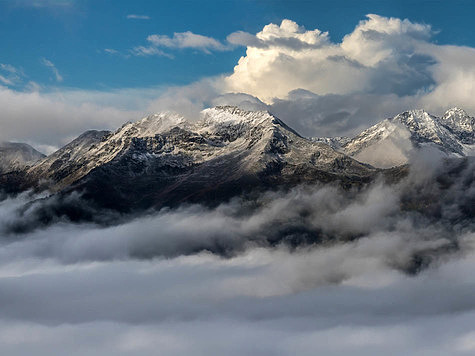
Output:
[1, 0, 475, 91]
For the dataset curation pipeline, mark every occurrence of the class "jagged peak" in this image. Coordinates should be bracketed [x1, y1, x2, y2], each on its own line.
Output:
[75, 129, 111, 140]
[114, 112, 188, 138]
[395, 109, 433, 119]
[443, 107, 469, 118]
[200, 106, 303, 137]
[201, 106, 274, 124]
[392, 109, 440, 131]
[136, 112, 187, 127]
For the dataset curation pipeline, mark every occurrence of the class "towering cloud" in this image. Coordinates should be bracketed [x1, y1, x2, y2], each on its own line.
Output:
[222, 15, 475, 137]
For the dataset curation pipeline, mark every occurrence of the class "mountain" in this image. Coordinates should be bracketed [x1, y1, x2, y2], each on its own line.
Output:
[26, 129, 111, 190]
[1, 106, 377, 214]
[0, 142, 45, 174]
[440, 107, 475, 145]
[319, 108, 475, 168]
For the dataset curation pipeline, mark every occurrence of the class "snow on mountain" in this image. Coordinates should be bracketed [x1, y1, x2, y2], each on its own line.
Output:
[440, 107, 475, 145]
[7, 106, 375, 211]
[28, 130, 111, 188]
[311, 136, 351, 150]
[316, 108, 475, 168]
[0, 142, 45, 174]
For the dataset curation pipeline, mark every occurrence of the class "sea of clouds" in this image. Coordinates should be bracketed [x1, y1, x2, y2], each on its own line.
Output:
[0, 153, 474, 355]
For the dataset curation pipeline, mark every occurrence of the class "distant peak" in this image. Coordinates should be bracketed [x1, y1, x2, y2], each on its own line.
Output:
[210, 105, 270, 116]
[139, 112, 186, 123]
[443, 107, 469, 117]
[200, 106, 274, 125]
[393, 109, 435, 124]
[404, 109, 430, 116]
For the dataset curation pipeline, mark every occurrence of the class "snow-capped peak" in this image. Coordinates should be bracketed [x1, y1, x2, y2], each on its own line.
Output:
[394, 109, 437, 129]
[443, 107, 468, 118]
[440, 107, 474, 142]
[330, 108, 475, 168]
[200, 106, 275, 125]
[123, 112, 188, 138]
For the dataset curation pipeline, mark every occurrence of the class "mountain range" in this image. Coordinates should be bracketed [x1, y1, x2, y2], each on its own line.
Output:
[0, 105, 473, 218]
[313, 107, 475, 168]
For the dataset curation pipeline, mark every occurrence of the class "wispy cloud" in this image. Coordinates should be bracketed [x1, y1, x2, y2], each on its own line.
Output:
[148, 32, 228, 52]
[131, 46, 173, 58]
[0, 63, 19, 74]
[12, 0, 74, 8]
[0, 75, 13, 86]
[40, 58, 63, 82]
[0, 63, 24, 86]
[104, 48, 119, 55]
[126, 14, 150, 20]
[131, 31, 230, 57]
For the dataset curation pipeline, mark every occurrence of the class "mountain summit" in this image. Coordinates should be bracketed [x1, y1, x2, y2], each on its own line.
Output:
[0, 142, 45, 174]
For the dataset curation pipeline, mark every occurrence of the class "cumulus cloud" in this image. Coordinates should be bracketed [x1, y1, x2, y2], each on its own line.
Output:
[221, 14, 475, 137]
[40, 58, 63, 82]
[225, 15, 437, 100]
[227, 19, 330, 50]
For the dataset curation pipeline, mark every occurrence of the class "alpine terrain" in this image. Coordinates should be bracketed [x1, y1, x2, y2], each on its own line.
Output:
[313, 107, 475, 168]
[0, 106, 377, 214]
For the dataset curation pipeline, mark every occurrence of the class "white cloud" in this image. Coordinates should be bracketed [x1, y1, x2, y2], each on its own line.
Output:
[0, 86, 143, 150]
[0, 63, 19, 74]
[40, 58, 63, 82]
[132, 31, 229, 56]
[131, 45, 172, 58]
[104, 48, 119, 55]
[227, 19, 330, 50]
[225, 15, 437, 101]
[0, 63, 24, 86]
[0, 161, 474, 354]
[219, 15, 475, 137]
[11, 0, 74, 8]
[126, 14, 151, 20]
[0, 75, 13, 86]
[147, 32, 227, 51]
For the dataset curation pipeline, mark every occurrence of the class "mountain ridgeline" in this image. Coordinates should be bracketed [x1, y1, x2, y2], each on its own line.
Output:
[0, 106, 377, 215]
[313, 107, 475, 168]
[0, 106, 474, 221]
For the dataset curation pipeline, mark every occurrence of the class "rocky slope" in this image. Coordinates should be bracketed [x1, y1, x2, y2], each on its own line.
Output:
[0, 142, 45, 174]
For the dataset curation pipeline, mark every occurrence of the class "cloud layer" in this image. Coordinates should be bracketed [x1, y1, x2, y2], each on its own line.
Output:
[0, 156, 474, 354]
